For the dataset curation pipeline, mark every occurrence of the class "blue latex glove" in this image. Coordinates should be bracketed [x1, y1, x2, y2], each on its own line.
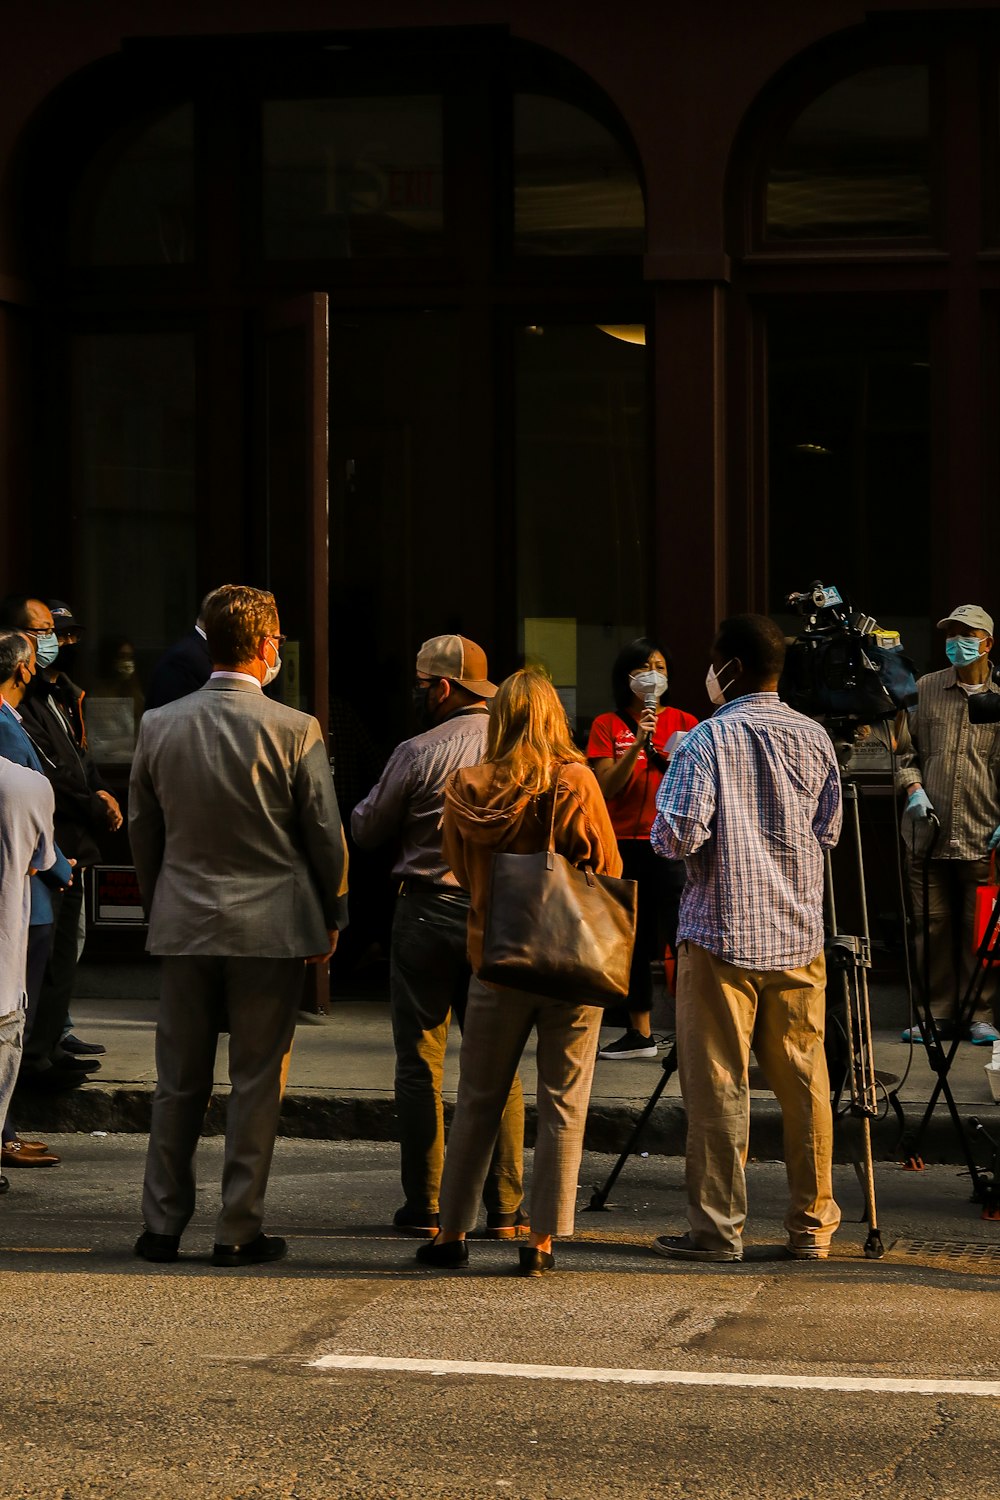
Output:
[901, 787, 935, 857]
[905, 788, 932, 819]
[988, 825, 1000, 852]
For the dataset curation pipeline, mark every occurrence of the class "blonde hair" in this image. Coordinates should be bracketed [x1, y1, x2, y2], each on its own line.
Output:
[202, 585, 278, 665]
[485, 669, 585, 795]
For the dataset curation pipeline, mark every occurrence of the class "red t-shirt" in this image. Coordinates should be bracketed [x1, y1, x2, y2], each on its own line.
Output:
[587, 706, 699, 841]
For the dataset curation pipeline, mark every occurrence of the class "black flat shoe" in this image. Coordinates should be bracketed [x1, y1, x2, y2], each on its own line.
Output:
[61, 1034, 107, 1056]
[415, 1237, 469, 1269]
[518, 1246, 555, 1277]
[211, 1233, 287, 1267]
[134, 1229, 180, 1263]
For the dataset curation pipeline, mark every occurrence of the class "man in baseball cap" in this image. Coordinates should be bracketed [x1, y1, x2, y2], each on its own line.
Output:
[351, 634, 523, 1240]
[936, 604, 994, 635]
[897, 602, 1000, 1046]
[413, 635, 496, 699]
[48, 601, 86, 641]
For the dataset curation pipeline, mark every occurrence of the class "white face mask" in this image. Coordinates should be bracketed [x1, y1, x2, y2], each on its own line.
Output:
[705, 658, 735, 707]
[262, 640, 282, 688]
[629, 668, 668, 702]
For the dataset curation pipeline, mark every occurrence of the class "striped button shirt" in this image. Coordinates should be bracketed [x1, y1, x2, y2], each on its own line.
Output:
[651, 693, 842, 970]
[894, 665, 1000, 859]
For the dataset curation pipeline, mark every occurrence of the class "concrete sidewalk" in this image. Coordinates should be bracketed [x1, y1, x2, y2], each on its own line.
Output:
[13, 982, 1000, 1167]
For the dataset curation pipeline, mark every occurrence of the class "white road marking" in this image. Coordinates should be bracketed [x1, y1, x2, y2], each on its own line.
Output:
[310, 1354, 1000, 1397]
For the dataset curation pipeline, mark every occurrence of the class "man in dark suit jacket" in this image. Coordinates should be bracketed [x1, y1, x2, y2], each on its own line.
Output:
[145, 597, 213, 710]
[0, 602, 109, 1088]
[129, 584, 349, 1268]
[0, 630, 75, 1166]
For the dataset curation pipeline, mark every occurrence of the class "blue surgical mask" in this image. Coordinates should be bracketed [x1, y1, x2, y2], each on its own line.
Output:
[946, 636, 984, 668]
[33, 632, 59, 669]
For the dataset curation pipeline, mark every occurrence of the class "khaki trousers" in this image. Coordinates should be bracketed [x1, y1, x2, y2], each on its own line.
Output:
[906, 856, 998, 1025]
[439, 976, 602, 1238]
[676, 941, 840, 1256]
[390, 889, 524, 1217]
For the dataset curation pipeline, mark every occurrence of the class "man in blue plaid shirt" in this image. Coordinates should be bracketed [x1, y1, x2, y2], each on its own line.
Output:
[650, 614, 842, 1263]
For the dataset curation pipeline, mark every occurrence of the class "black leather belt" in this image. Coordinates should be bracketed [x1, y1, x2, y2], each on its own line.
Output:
[398, 877, 466, 900]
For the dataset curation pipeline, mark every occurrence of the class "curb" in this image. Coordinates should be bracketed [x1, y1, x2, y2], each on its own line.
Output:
[13, 1084, 988, 1168]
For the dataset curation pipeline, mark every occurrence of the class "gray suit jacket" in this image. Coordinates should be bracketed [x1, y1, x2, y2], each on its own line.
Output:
[128, 677, 349, 957]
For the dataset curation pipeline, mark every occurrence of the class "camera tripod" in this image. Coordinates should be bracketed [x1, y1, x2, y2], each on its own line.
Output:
[897, 818, 995, 1199]
[585, 777, 886, 1260]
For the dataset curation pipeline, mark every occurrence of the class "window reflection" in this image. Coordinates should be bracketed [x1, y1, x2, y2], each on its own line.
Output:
[72, 104, 195, 265]
[768, 308, 931, 667]
[71, 333, 197, 763]
[516, 323, 648, 733]
[514, 95, 644, 255]
[766, 66, 930, 240]
[263, 97, 444, 258]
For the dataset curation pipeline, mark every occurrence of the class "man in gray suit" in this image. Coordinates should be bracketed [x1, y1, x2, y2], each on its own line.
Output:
[129, 584, 349, 1268]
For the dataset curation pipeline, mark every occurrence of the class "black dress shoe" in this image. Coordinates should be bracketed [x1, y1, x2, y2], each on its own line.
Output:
[485, 1207, 530, 1240]
[61, 1034, 107, 1056]
[15, 1065, 87, 1093]
[392, 1204, 440, 1238]
[211, 1232, 287, 1267]
[415, 1237, 469, 1269]
[0, 1174, 9, 1195]
[518, 1246, 555, 1277]
[134, 1230, 180, 1263]
[51, 1052, 101, 1073]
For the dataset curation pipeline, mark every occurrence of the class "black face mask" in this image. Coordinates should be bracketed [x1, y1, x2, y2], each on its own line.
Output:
[56, 643, 79, 677]
[412, 683, 438, 730]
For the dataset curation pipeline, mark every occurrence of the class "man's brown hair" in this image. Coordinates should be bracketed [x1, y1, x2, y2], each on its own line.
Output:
[202, 585, 279, 666]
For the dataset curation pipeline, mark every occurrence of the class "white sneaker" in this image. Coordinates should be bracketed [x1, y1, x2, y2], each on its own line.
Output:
[968, 1021, 1000, 1046]
[598, 1028, 658, 1060]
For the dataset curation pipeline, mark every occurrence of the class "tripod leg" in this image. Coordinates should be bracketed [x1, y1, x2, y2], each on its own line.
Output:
[860, 1116, 884, 1259]
[586, 1045, 678, 1211]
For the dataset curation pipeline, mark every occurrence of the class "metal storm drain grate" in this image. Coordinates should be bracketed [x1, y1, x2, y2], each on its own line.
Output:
[894, 1238, 1000, 1263]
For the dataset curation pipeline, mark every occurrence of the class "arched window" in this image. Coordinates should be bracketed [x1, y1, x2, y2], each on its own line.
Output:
[71, 102, 195, 265]
[727, 39, 960, 666]
[513, 94, 644, 255]
[30, 33, 650, 756]
[765, 64, 930, 241]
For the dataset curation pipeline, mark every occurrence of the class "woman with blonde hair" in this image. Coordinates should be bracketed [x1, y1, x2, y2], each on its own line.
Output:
[416, 668, 622, 1276]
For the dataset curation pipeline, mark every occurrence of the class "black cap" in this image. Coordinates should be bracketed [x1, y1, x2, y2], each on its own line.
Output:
[48, 600, 85, 635]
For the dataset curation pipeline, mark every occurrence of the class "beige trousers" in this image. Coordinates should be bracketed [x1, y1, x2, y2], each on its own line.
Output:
[676, 941, 840, 1256]
[439, 976, 603, 1238]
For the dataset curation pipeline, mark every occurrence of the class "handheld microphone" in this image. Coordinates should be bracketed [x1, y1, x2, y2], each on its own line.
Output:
[644, 692, 658, 715]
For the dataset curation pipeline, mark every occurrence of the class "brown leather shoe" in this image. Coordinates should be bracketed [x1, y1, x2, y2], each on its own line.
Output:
[1, 1142, 60, 1168]
[13, 1138, 49, 1153]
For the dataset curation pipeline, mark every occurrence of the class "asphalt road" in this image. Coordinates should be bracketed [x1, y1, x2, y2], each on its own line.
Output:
[2, 1136, 1000, 1500]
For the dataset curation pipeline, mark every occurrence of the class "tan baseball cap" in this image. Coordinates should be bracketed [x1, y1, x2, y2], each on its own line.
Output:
[415, 634, 496, 698]
[936, 604, 994, 634]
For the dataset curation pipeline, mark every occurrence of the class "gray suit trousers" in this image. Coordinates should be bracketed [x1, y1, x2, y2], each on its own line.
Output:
[142, 955, 304, 1244]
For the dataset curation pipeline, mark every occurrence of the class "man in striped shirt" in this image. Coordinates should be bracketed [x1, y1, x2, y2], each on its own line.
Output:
[650, 614, 842, 1263]
[895, 604, 1000, 1046]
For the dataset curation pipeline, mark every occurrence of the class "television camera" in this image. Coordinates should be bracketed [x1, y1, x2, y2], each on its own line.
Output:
[780, 581, 917, 726]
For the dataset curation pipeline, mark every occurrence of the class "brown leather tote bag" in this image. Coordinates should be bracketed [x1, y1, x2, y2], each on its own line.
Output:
[478, 782, 637, 1005]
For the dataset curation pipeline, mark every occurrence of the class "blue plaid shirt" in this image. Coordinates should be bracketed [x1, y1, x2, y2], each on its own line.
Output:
[651, 693, 842, 969]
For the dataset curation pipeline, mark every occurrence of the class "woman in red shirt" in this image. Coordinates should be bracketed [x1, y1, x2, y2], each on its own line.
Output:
[587, 638, 698, 1058]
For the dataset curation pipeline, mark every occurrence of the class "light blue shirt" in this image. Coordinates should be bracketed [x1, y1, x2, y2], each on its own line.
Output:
[651, 693, 842, 970]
